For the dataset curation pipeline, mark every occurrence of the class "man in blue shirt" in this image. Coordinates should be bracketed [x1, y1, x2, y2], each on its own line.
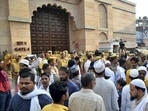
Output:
[7, 71, 52, 111]
[59, 66, 79, 106]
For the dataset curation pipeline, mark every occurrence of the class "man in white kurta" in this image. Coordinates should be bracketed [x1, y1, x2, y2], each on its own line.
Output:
[130, 79, 148, 111]
[105, 60, 115, 82]
[84, 55, 93, 72]
[93, 59, 119, 111]
[121, 69, 139, 111]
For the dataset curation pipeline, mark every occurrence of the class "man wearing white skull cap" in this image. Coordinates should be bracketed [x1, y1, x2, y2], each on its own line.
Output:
[130, 79, 148, 111]
[104, 60, 115, 83]
[121, 69, 139, 111]
[137, 66, 147, 81]
[93, 59, 119, 111]
[137, 66, 148, 89]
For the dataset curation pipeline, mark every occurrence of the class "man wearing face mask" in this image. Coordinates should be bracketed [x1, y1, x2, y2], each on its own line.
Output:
[7, 72, 52, 111]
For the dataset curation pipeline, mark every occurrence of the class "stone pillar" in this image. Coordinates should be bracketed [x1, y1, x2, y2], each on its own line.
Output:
[8, 0, 31, 54]
[0, 0, 11, 53]
[84, 0, 98, 51]
[70, 0, 86, 52]
[107, 4, 113, 40]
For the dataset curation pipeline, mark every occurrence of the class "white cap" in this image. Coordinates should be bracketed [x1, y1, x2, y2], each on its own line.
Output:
[130, 79, 146, 89]
[137, 66, 147, 72]
[93, 60, 105, 73]
[19, 59, 29, 67]
[27, 54, 35, 58]
[105, 60, 111, 65]
[130, 69, 139, 78]
[105, 68, 111, 77]
[70, 65, 79, 73]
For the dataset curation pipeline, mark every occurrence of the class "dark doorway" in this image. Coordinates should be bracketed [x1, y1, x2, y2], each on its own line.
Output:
[30, 4, 69, 54]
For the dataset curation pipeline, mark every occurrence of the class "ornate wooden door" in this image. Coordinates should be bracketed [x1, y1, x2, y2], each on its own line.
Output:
[30, 5, 69, 54]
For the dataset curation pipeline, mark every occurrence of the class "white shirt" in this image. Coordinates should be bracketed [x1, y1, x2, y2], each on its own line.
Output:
[93, 77, 119, 111]
[121, 84, 133, 111]
[39, 85, 50, 93]
[117, 65, 126, 81]
[84, 60, 91, 72]
[29, 58, 40, 69]
[105, 67, 115, 83]
[113, 66, 125, 84]
[42, 59, 48, 64]
[132, 94, 148, 111]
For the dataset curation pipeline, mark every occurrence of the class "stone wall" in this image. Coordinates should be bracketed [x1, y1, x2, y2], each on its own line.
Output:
[8, 0, 31, 54]
[0, 0, 11, 53]
[0, 0, 136, 54]
[112, 0, 136, 48]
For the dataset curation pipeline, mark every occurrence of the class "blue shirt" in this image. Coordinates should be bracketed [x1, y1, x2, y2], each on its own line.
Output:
[64, 80, 79, 106]
[7, 93, 52, 111]
[68, 80, 79, 95]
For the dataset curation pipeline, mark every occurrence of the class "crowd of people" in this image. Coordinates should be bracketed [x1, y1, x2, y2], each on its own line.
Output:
[0, 49, 148, 111]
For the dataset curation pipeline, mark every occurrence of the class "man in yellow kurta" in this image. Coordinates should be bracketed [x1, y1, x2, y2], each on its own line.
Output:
[42, 81, 69, 111]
